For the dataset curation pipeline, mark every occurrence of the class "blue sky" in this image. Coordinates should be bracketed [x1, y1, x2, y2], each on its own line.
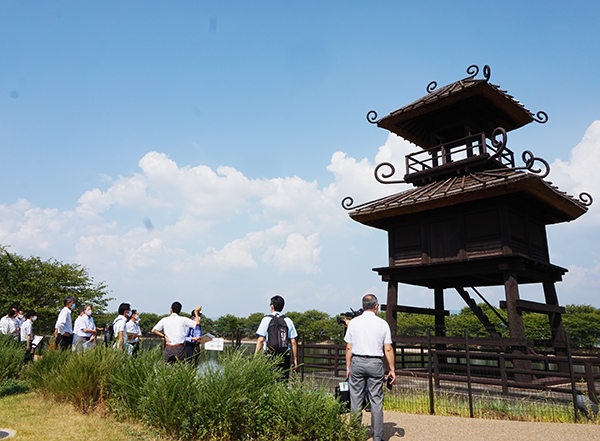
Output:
[1, 1, 599, 318]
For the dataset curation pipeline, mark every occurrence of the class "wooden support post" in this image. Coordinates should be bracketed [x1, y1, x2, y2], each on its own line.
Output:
[585, 361, 598, 404]
[434, 287, 446, 337]
[543, 281, 570, 373]
[543, 282, 568, 346]
[503, 271, 526, 340]
[503, 271, 530, 382]
[386, 280, 398, 336]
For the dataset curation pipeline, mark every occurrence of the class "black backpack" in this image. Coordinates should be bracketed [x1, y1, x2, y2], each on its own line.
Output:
[266, 314, 289, 354]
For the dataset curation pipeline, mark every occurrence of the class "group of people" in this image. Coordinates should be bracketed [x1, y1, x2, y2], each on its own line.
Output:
[3, 292, 394, 441]
[54, 296, 142, 355]
[0, 306, 38, 361]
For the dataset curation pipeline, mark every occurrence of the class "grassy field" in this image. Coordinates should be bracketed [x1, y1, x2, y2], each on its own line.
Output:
[0, 392, 166, 441]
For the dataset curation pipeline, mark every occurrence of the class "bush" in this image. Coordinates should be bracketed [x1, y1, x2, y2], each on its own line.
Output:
[193, 350, 282, 440]
[27, 347, 368, 440]
[24, 345, 125, 413]
[0, 378, 29, 397]
[108, 346, 163, 417]
[269, 378, 366, 441]
[0, 335, 25, 382]
[22, 346, 71, 393]
[138, 360, 200, 439]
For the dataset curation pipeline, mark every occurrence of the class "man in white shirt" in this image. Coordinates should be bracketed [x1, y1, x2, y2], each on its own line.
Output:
[126, 309, 142, 356]
[152, 301, 201, 363]
[54, 296, 76, 350]
[113, 303, 131, 351]
[0, 308, 18, 337]
[344, 294, 396, 441]
[20, 310, 36, 361]
[15, 309, 24, 330]
[73, 304, 97, 352]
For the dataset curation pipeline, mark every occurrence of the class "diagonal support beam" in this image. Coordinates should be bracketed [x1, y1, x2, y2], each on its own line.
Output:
[455, 286, 500, 338]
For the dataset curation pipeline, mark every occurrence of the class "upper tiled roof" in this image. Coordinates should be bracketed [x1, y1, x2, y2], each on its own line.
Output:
[348, 170, 588, 228]
[374, 76, 537, 148]
[384, 78, 533, 121]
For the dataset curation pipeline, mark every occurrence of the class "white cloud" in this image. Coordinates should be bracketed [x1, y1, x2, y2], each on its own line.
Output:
[263, 232, 321, 274]
[3, 125, 598, 314]
[550, 120, 600, 224]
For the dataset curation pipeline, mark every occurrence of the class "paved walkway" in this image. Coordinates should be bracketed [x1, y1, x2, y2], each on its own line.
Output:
[361, 411, 600, 441]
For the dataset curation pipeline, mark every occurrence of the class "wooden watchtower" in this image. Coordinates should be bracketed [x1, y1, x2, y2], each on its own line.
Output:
[343, 65, 593, 347]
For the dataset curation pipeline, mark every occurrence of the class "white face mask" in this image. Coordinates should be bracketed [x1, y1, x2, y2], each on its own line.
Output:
[85, 310, 92, 316]
[125, 311, 131, 318]
[32, 316, 37, 322]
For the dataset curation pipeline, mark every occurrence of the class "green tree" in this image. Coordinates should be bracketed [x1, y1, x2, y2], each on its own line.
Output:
[286, 309, 341, 343]
[243, 312, 265, 338]
[563, 304, 600, 349]
[0, 246, 113, 334]
[214, 314, 243, 338]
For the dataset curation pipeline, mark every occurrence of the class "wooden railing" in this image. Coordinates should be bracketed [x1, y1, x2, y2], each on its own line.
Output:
[405, 132, 515, 174]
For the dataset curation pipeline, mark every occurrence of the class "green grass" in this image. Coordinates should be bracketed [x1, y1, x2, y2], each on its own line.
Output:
[383, 388, 598, 423]
[0, 392, 165, 441]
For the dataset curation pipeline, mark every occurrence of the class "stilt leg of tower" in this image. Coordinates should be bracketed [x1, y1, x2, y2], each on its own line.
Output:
[542, 281, 567, 347]
[386, 280, 398, 336]
[434, 287, 446, 337]
[503, 270, 531, 382]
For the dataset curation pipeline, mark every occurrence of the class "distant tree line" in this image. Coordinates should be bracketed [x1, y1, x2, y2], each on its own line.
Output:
[2, 245, 600, 348]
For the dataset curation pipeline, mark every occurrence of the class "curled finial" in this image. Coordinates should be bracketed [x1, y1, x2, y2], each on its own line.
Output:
[374, 162, 406, 185]
[366, 110, 378, 124]
[489, 127, 508, 160]
[341, 196, 355, 210]
[578, 192, 593, 206]
[533, 111, 548, 124]
[466, 64, 479, 78]
[427, 81, 437, 93]
[522, 150, 550, 178]
[483, 65, 491, 81]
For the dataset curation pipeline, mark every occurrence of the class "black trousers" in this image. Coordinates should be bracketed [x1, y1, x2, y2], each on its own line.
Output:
[267, 350, 291, 380]
[55, 333, 73, 350]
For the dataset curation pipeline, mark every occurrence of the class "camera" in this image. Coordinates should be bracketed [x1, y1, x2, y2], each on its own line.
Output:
[336, 308, 364, 325]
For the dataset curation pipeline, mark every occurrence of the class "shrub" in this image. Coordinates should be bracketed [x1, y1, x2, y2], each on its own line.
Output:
[193, 349, 282, 440]
[108, 346, 163, 417]
[24, 345, 125, 413]
[138, 360, 200, 439]
[0, 378, 29, 397]
[0, 335, 25, 382]
[268, 377, 367, 441]
[22, 346, 72, 394]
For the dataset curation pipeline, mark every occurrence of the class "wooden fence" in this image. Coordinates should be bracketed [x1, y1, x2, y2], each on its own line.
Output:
[296, 332, 600, 420]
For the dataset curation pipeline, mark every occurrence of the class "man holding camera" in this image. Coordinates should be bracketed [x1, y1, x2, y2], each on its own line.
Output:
[344, 294, 396, 441]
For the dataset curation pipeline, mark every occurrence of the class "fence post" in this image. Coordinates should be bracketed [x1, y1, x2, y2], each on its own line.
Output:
[584, 360, 598, 404]
[434, 351, 440, 389]
[565, 333, 579, 422]
[499, 354, 508, 396]
[300, 333, 305, 382]
[465, 330, 474, 418]
[428, 330, 435, 415]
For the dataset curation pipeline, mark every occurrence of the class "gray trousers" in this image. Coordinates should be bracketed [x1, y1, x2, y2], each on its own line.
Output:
[349, 356, 384, 441]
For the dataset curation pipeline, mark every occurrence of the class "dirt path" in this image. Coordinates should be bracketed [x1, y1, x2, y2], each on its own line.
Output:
[361, 411, 600, 441]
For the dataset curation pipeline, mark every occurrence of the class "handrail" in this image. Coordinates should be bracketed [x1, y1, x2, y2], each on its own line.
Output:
[405, 131, 514, 174]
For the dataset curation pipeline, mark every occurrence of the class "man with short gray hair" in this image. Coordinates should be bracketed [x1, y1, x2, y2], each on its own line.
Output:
[344, 294, 396, 441]
[54, 296, 76, 350]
